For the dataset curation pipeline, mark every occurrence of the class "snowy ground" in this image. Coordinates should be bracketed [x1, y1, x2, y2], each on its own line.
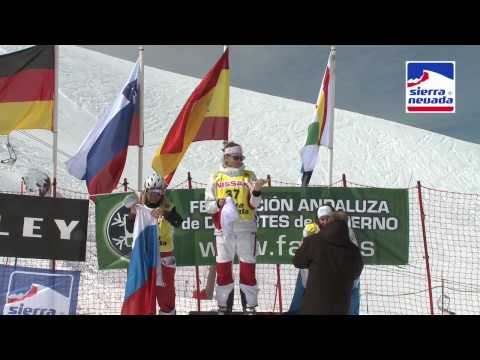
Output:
[1, 45, 479, 314]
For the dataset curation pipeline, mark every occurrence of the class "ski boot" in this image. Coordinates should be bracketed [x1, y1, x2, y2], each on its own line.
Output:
[243, 306, 257, 315]
[217, 305, 231, 315]
[218, 289, 235, 315]
[240, 289, 257, 315]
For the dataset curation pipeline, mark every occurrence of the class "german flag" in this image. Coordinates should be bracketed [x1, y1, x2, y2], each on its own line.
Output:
[0, 45, 55, 135]
[152, 49, 229, 183]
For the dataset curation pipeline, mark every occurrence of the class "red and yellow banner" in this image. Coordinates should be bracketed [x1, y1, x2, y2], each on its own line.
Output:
[0, 45, 55, 135]
[152, 49, 229, 183]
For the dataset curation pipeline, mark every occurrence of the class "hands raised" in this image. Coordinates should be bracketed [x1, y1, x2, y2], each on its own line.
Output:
[248, 178, 268, 192]
[124, 193, 140, 215]
[151, 208, 165, 219]
[217, 198, 226, 208]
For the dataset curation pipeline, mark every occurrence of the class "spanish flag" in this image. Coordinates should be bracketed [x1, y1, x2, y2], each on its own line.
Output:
[152, 49, 229, 184]
[0, 45, 55, 135]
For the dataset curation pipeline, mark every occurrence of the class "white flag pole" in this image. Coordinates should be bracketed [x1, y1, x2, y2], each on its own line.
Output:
[224, 45, 228, 142]
[138, 46, 145, 193]
[328, 46, 336, 186]
[53, 45, 59, 194]
[51, 45, 60, 271]
[200, 44, 229, 301]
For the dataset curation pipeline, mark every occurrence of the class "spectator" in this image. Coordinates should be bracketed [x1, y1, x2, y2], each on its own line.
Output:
[292, 209, 364, 315]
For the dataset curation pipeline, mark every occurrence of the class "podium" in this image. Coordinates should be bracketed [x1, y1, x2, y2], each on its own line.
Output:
[188, 311, 279, 315]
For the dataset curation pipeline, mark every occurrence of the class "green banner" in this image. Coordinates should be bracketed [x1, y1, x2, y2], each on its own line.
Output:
[170, 187, 409, 266]
[95, 187, 409, 269]
[95, 192, 134, 270]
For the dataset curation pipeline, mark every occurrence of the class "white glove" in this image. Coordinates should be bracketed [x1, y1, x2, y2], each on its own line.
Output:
[123, 192, 139, 208]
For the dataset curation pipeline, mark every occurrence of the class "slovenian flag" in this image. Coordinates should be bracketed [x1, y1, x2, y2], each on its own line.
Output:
[151, 48, 229, 184]
[66, 59, 140, 196]
[299, 48, 335, 186]
[121, 205, 161, 315]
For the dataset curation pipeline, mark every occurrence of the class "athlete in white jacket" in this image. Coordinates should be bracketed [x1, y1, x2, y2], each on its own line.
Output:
[205, 142, 266, 314]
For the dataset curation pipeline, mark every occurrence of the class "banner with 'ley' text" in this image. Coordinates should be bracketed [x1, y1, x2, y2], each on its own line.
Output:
[0, 194, 88, 261]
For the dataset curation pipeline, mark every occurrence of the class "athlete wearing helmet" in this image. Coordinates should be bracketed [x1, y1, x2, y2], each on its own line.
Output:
[125, 173, 183, 315]
[144, 173, 166, 192]
[205, 141, 267, 314]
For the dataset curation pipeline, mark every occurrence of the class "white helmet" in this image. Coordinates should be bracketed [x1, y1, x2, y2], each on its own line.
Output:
[144, 173, 166, 190]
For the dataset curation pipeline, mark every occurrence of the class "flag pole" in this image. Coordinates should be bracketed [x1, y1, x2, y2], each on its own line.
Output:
[138, 46, 145, 193]
[224, 44, 229, 139]
[328, 46, 336, 186]
[198, 44, 228, 303]
[51, 45, 60, 272]
[53, 45, 59, 193]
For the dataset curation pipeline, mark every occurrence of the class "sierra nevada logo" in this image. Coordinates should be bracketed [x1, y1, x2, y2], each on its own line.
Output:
[105, 204, 134, 259]
[2, 270, 77, 315]
[406, 61, 455, 113]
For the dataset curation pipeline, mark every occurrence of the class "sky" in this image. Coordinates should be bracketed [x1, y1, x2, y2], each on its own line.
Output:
[81, 45, 480, 145]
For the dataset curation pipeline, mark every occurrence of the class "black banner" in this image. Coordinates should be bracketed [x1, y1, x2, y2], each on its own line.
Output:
[0, 194, 89, 261]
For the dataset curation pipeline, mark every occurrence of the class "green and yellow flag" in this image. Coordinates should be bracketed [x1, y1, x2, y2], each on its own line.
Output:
[299, 48, 335, 185]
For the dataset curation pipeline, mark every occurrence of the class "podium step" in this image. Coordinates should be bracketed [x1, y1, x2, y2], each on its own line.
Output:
[189, 311, 278, 315]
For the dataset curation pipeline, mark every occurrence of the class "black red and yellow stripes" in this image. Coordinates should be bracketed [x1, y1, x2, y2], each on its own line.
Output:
[0, 45, 55, 135]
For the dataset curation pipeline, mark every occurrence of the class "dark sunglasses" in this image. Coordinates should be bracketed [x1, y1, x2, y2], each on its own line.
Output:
[230, 155, 244, 161]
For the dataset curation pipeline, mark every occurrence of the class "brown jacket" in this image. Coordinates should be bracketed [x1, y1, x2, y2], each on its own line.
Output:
[293, 215, 363, 315]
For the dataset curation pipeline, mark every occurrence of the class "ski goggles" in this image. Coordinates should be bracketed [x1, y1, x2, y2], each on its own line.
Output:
[147, 188, 165, 195]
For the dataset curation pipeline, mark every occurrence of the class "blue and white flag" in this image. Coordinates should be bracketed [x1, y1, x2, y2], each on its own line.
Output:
[66, 60, 140, 196]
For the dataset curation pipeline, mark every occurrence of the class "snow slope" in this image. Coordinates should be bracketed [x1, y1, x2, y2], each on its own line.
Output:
[1, 45, 479, 315]
[1, 45, 479, 194]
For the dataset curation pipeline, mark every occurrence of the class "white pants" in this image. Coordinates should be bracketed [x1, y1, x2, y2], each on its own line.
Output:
[215, 231, 259, 307]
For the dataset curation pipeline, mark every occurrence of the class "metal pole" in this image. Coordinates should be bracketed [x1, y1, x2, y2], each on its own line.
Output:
[275, 264, 283, 313]
[328, 46, 336, 186]
[51, 45, 60, 272]
[268, 175, 283, 313]
[417, 181, 435, 315]
[138, 46, 144, 192]
[441, 272, 444, 315]
[53, 45, 59, 186]
[189, 171, 201, 312]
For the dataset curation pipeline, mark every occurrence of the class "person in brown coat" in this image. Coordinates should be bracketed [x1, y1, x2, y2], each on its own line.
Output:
[292, 211, 364, 315]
